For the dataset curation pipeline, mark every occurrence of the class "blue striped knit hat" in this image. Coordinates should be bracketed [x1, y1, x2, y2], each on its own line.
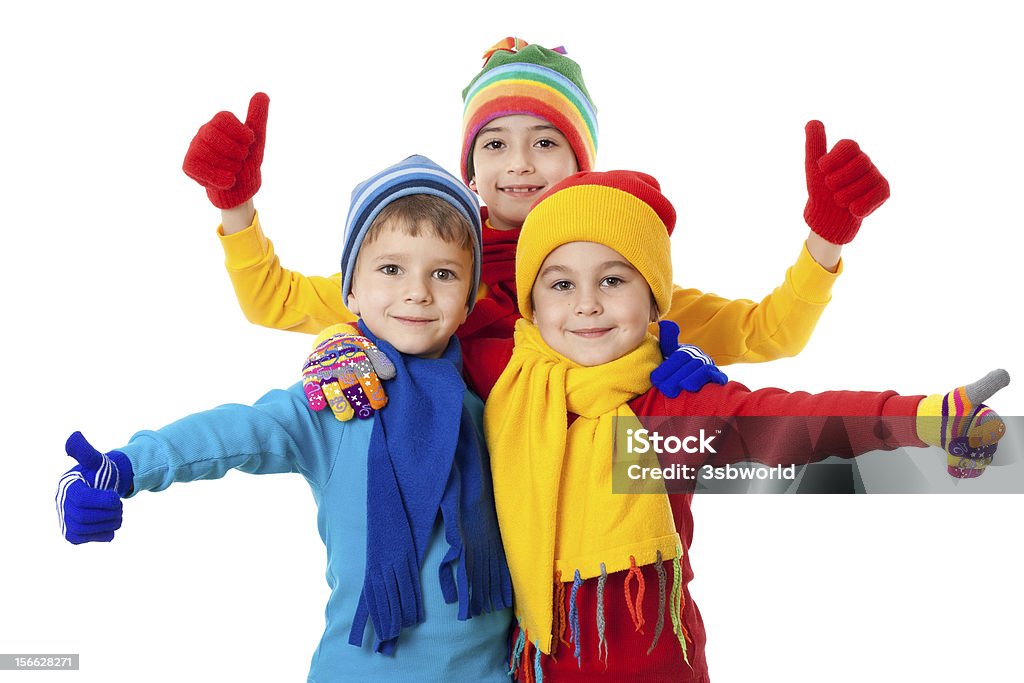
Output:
[341, 155, 483, 310]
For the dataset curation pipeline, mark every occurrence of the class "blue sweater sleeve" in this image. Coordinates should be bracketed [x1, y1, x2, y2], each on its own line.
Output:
[119, 383, 339, 495]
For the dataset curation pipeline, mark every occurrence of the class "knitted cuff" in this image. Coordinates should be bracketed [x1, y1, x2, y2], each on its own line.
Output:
[915, 394, 944, 448]
[876, 394, 930, 448]
[107, 450, 135, 498]
[803, 200, 860, 245]
[313, 322, 364, 348]
[206, 167, 262, 210]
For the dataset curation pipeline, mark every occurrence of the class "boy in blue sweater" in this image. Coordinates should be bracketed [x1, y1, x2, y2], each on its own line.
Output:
[54, 155, 514, 683]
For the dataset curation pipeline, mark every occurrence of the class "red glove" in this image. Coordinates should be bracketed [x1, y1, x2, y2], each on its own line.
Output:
[182, 92, 269, 209]
[803, 120, 890, 245]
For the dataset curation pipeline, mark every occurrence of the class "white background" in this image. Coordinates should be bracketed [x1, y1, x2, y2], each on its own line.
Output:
[3, 1, 1022, 681]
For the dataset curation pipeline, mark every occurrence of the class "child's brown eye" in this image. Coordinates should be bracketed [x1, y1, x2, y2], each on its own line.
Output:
[433, 269, 456, 281]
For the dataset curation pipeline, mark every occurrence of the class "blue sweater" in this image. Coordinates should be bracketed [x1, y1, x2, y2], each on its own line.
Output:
[120, 382, 512, 683]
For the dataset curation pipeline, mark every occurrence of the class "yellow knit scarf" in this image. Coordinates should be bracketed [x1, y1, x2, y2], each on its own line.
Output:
[484, 320, 682, 653]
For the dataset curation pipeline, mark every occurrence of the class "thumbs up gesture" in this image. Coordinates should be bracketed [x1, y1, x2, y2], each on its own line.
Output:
[803, 120, 890, 245]
[182, 92, 270, 209]
[916, 370, 1011, 479]
[56, 432, 134, 544]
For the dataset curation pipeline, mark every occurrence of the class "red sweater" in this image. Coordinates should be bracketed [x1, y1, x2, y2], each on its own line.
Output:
[473, 337, 927, 681]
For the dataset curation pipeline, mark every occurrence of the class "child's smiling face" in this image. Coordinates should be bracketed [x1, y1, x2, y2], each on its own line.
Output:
[346, 220, 473, 359]
[469, 115, 578, 231]
[531, 241, 657, 366]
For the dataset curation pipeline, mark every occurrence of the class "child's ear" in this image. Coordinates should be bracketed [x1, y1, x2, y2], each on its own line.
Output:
[468, 178, 478, 193]
[649, 301, 659, 324]
[346, 291, 361, 316]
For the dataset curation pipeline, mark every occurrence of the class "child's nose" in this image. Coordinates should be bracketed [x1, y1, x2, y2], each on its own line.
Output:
[403, 276, 432, 303]
[573, 289, 602, 315]
[506, 146, 534, 174]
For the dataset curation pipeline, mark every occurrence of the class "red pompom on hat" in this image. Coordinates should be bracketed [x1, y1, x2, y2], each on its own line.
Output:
[532, 170, 676, 234]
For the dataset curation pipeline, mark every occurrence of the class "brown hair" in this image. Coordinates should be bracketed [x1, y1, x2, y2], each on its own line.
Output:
[365, 194, 475, 253]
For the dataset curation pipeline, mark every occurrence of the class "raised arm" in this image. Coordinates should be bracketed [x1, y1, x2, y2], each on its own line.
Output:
[664, 121, 889, 365]
[183, 92, 355, 333]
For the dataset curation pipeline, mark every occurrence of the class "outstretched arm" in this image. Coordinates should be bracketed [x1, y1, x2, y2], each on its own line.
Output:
[642, 371, 1008, 478]
[56, 384, 340, 544]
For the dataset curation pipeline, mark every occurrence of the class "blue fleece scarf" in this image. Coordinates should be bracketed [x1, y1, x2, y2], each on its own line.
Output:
[349, 322, 512, 655]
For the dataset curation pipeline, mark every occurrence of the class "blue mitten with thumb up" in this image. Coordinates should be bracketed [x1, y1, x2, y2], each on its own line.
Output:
[56, 432, 134, 544]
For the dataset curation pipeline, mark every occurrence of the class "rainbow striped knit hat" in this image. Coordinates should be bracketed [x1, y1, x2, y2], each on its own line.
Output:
[460, 37, 598, 184]
[341, 155, 483, 310]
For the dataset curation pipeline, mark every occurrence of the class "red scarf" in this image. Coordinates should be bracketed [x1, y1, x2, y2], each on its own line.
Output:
[457, 208, 522, 342]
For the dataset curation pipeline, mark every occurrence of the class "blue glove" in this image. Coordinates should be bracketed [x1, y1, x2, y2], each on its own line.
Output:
[56, 432, 134, 545]
[651, 320, 728, 398]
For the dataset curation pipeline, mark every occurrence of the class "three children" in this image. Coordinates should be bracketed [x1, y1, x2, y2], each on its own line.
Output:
[57, 36, 1008, 683]
[184, 38, 889, 413]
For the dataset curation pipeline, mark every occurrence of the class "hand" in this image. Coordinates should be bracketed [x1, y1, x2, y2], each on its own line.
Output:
[651, 320, 728, 398]
[916, 370, 1010, 479]
[56, 432, 133, 544]
[302, 324, 397, 421]
[803, 120, 890, 245]
[182, 92, 270, 209]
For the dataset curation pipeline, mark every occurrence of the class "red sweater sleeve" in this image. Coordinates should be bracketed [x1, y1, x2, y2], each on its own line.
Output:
[629, 382, 927, 471]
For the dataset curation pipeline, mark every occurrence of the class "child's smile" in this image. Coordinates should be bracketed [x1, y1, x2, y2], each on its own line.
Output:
[470, 114, 578, 230]
[531, 241, 657, 366]
[346, 222, 473, 359]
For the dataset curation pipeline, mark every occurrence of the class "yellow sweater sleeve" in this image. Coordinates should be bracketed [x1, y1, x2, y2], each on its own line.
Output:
[218, 212, 356, 335]
[661, 243, 841, 365]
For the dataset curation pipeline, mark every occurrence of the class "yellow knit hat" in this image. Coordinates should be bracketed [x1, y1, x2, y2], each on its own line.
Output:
[516, 170, 676, 320]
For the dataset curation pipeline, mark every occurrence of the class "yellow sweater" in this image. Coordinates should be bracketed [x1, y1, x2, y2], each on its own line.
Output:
[218, 212, 840, 365]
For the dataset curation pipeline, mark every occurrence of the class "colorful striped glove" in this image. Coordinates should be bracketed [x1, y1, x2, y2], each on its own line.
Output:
[56, 432, 134, 544]
[182, 92, 269, 209]
[916, 370, 1010, 479]
[803, 120, 890, 244]
[302, 323, 397, 421]
[651, 320, 728, 398]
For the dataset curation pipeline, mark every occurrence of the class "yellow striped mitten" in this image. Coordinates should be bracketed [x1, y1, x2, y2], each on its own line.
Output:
[916, 369, 1010, 479]
[302, 322, 396, 422]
